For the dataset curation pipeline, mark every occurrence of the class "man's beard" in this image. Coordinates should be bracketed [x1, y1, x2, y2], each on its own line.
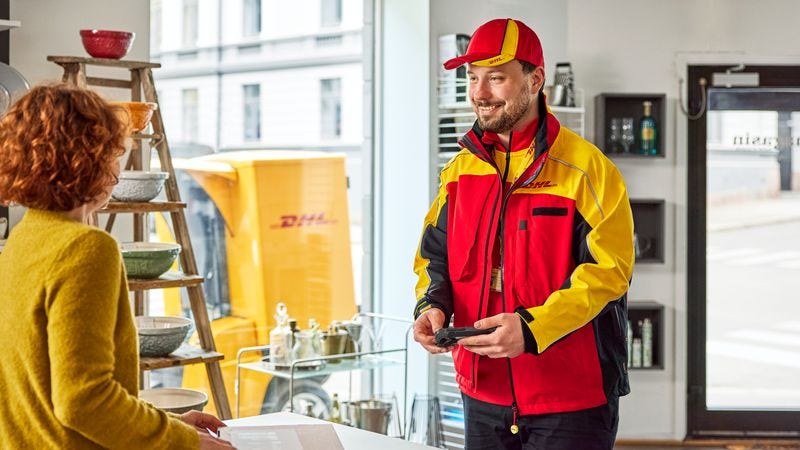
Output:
[474, 82, 532, 133]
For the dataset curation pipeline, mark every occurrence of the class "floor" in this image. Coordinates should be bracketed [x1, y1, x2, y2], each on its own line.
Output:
[615, 443, 800, 450]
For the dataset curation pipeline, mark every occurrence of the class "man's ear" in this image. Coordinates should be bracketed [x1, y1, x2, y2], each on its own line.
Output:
[531, 66, 546, 92]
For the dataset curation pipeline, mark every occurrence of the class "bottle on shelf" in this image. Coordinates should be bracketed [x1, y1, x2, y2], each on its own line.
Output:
[269, 302, 293, 366]
[330, 393, 342, 424]
[626, 319, 633, 368]
[639, 101, 657, 155]
[641, 317, 653, 368]
[632, 337, 643, 368]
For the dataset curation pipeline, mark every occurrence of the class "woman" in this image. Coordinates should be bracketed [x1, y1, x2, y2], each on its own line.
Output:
[0, 84, 234, 449]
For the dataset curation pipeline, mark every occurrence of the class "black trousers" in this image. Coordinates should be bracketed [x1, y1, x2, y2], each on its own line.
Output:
[462, 393, 619, 450]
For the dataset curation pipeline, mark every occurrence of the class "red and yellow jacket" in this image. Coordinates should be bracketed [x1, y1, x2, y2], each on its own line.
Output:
[413, 107, 634, 415]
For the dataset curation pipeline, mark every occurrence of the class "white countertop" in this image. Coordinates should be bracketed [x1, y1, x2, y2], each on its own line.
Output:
[225, 412, 437, 450]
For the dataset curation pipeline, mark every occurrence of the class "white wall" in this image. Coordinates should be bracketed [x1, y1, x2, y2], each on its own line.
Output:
[567, 0, 800, 439]
[429, 0, 568, 83]
[6, 0, 150, 235]
[10, 0, 149, 85]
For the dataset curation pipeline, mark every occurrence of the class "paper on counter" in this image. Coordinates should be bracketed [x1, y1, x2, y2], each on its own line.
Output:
[219, 424, 344, 450]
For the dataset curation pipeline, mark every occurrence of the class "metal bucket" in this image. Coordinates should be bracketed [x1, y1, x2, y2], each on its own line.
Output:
[344, 399, 392, 434]
[320, 330, 348, 363]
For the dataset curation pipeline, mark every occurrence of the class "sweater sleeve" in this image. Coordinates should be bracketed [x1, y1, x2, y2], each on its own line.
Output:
[46, 229, 199, 449]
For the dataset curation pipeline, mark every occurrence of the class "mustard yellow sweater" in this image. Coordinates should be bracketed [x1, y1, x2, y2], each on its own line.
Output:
[0, 209, 199, 449]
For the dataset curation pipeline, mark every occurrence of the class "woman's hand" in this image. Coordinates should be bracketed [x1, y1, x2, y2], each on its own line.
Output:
[181, 411, 236, 448]
[198, 431, 235, 449]
[180, 410, 227, 433]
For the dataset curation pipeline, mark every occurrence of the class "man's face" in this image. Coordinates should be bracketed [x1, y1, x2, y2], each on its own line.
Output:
[467, 61, 539, 134]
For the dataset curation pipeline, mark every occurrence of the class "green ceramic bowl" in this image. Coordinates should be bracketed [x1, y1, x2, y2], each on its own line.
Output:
[135, 315, 192, 357]
[121, 242, 181, 279]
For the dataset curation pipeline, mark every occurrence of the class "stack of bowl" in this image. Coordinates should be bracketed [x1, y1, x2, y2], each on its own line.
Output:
[111, 171, 168, 202]
[135, 315, 192, 357]
[121, 242, 181, 279]
[80, 29, 135, 60]
[139, 388, 208, 414]
[110, 101, 158, 133]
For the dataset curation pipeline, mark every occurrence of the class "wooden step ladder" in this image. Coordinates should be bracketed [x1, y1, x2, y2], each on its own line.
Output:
[48, 56, 232, 420]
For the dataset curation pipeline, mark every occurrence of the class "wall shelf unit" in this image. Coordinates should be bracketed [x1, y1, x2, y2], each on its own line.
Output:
[628, 301, 665, 370]
[595, 93, 666, 158]
[49, 55, 231, 419]
[630, 199, 665, 264]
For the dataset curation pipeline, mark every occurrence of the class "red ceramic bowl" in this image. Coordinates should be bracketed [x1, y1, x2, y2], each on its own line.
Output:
[80, 29, 135, 59]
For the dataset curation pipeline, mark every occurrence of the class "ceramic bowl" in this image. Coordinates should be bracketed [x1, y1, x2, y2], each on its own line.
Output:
[111, 171, 168, 202]
[80, 29, 135, 59]
[135, 315, 192, 357]
[121, 242, 181, 279]
[110, 101, 158, 133]
[139, 388, 208, 414]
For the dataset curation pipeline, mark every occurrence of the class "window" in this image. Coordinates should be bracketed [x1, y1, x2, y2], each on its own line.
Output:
[182, 0, 199, 47]
[151, 0, 162, 52]
[321, 0, 342, 27]
[320, 78, 341, 139]
[182, 88, 199, 142]
[243, 84, 261, 141]
[243, 0, 261, 37]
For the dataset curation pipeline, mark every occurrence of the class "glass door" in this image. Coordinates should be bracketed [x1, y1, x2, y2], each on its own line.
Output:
[688, 65, 800, 437]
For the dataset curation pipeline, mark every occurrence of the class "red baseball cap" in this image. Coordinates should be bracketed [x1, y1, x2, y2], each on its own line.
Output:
[443, 18, 544, 71]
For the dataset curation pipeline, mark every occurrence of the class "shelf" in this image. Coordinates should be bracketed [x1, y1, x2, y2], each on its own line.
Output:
[0, 19, 21, 31]
[50, 53, 232, 420]
[550, 105, 585, 114]
[46, 56, 161, 69]
[631, 199, 666, 264]
[127, 272, 204, 291]
[239, 352, 405, 381]
[131, 133, 163, 142]
[595, 93, 666, 157]
[139, 343, 224, 370]
[628, 301, 665, 370]
[100, 201, 186, 213]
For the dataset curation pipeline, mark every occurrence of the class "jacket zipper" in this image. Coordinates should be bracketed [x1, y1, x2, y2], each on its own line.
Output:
[499, 151, 547, 435]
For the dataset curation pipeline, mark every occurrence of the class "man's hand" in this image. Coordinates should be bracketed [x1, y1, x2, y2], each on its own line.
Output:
[413, 308, 452, 354]
[459, 313, 524, 358]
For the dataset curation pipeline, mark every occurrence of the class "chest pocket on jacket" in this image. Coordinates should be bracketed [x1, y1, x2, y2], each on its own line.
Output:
[447, 178, 495, 282]
[508, 195, 575, 305]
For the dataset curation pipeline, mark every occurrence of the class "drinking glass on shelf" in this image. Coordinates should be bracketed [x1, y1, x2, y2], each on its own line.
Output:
[607, 118, 622, 154]
[406, 394, 445, 447]
[620, 117, 635, 153]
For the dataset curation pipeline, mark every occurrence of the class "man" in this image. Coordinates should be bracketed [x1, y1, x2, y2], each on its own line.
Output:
[412, 18, 634, 450]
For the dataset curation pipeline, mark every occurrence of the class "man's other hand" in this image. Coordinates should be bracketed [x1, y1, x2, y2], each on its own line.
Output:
[413, 308, 452, 354]
[460, 313, 524, 358]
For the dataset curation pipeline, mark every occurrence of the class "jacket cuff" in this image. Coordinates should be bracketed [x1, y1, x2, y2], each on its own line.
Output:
[414, 298, 452, 327]
[515, 307, 539, 355]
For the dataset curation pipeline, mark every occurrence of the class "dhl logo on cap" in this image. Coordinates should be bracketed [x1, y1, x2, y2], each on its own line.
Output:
[443, 18, 544, 71]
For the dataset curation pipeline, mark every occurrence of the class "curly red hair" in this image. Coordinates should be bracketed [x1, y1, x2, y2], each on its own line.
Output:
[0, 83, 127, 211]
